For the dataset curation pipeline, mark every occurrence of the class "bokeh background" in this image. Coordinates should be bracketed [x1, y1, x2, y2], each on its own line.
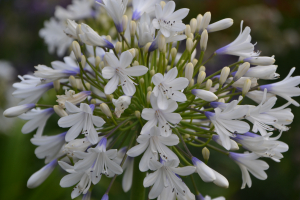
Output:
[0, 0, 300, 199]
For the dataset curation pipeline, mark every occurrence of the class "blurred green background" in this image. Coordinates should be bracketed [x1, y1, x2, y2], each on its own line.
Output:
[0, 0, 300, 199]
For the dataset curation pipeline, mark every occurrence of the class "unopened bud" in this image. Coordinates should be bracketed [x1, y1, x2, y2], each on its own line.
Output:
[243, 56, 276, 66]
[147, 86, 152, 92]
[100, 103, 112, 118]
[132, 61, 139, 66]
[106, 35, 112, 43]
[186, 38, 193, 53]
[130, 21, 137, 37]
[53, 105, 68, 117]
[100, 61, 105, 70]
[234, 62, 250, 81]
[199, 12, 211, 33]
[158, 35, 166, 52]
[81, 55, 86, 68]
[200, 29, 208, 51]
[206, 79, 212, 90]
[122, 15, 128, 32]
[185, 25, 191, 36]
[242, 78, 251, 96]
[197, 71, 206, 84]
[85, 82, 91, 90]
[69, 75, 77, 89]
[220, 67, 230, 85]
[207, 18, 234, 33]
[171, 48, 177, 59]
[160, 1, 166, 9]
[192, 59, 198, 66]
[184, 134, 190, 139]
[115, 42, 122, 54]
[218, 98, 225, 103]
[190, 18, 197, 33]
[202, 147, 210, 162]
[128, 48, 136, 58]
[196, 14, 203, 33]
[90, 99, 97, 105]
[76, 79, 83, 90]
[144, 42, 151, 53]
[189, 79, 194, 87]
[185, 62, 194, 81]
[139, 78, 144, 85]
[95, 56, 101, 67]
[191, 89, 218, 102]
[135, 111, 141, 118]
[106, 94, 113, 102]
[166, 65, 171, 71]
[72, 41, 81, 61]
[135, 48, 139, 60]
[147, 91, 152, 104]
[76, 24, 83, 39]
[53, 80, 60, 92]
[150, 69, 155, 76]
[188, 33, 194, 40]
[3, 104, 35, 118]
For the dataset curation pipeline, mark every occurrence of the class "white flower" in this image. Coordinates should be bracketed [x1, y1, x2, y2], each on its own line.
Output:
[192, 89, 218, 102]
[31, 132, 66, 163]
[132, 0, 158, 20]
[141, 94, 182, 136]
[102, 51, 148, 96]
[205, 98, 250, 150]
[144, 159, 195, 199]
[243, 65, 279, 80]
[64, 19, 78, 39]
[19, 108, 54, 137]
[3, 103, 36, 118]
[59, 161, 92, 199]
[245, 90, 275, 104]
[212, 135, 239, 150]
[152, 67, 189, 110]
[58, 102, 106, 144]
[158, 181, 195, 200]
[73, 137, 123, 184]
[229, 152, 269, 189]
[98, 0, 128, 33]
[148, 30, 187, 52]
[192, 157, 216, 182]
[12, 75, 53, 105]
[39, 18, 73, 57]
[27, 159, 57, 188]
[112, 96, 131, 118]
[63, 137, 93, 158]
[152, 1, 189, 37]
[260, 67, 300, 106]
[57, 90, 91, 108]
[55, 0, 95, 20]
[243, 56, 275, 66]
[215, 21, 260, 57]
[137, 13, 155, 48]
[79, 23, 114, 49]
[197, 194, 225, 200]
[127, 126, 179, 171]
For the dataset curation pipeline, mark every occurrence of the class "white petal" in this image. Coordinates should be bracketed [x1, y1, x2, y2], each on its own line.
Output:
[120, 51, 133, 68]
[127, 142, 149, 157]
[102, 66, 116, 79]
[125, 65, 148, 76]
[104, 75, 119, 94]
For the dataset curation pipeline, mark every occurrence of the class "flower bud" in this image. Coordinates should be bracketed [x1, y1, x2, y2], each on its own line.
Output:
[132, 61, 139, 66]
[196, 14, 203, 33]
[95, 56, 101, 67]
[147, 86, 152, 92]
[243, 56, 276, 66]
[147, 91, 152, 104]
[53, 105, 68, 117]
[190, 18, 197, 33]
[242, 78, 251, 96]
[106, 35, 112, 43]
[189, 79, 194, 87]
[3, 104, 35, 118]
[234, 62, 250, 81]
[158, 35, 166, 52]
[100, 61, 105, 70]
[69, 75, 77, 89]
[85, 82, 91, 90]
[206, 79, 212, 90]
[130, 21, 136, 37]
[200, 29, 208, 51]
[160, 1, 166, 9]
[200, 66, 206, 72]
[219, 67, 230, 85]
[106, 94, 113, 102]
[76, 24, 83, 40]
[199, 12, 211, 33]
[171, 48, 177, 59]
[115, 42, 122, 54]
[27, 159, 57, 188]
[135, 48, 139, 60]
[100, 103, 112, 118]
[184, 134, 190, 139]
[202, 147, 210, 162]
[185, 62, 194, 81]
[150, 69, 155, 76]
[212, 169, 229, 188]
[128, 48, 136, 58]
[185, 25, 191, 36]
[192, 89, 218, 102]
[186, 38, 193, 53]
[218, 98, 225, 103]
[192, 59, 198, 66]
[101, 194, 109, 200]
[135, 111, 141, 118]
[53, 80, 60, 92]
[197, 71, 206, 84]
[192, 157, 216, 182]
[207, 18, 233, 33]
[90, 99, 97, 105]
[76, 79, 83, 90]
[122, 15, 128, 32]
[139, 78, 144, 85]
[144, 42, 151, 53]
[166, 65, 171, 71]
[72, 41, 81, 61]
[81, 55, 86, 68]
[188, 33, 194, 39]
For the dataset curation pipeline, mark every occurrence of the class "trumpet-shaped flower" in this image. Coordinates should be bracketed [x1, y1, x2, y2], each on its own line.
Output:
[215, 21, 260, 57]
[144, 159, 195, 199]
[3, 103, 36, 118]
[152, 1, 189, 37]
[229, 152, 269, 189]
[260, 67, 300, 106]
[112, 96, 131, 118]
[127, 126, 179, 171]
[141, 94, 182, 136]
[137, 13, 155, 48]
[102, 51, 148, 96]
[152, 67, 189, 110]
[58, 102, 105, 144]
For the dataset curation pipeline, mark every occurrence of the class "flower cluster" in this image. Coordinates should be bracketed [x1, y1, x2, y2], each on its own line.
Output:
[4, 0, 299, 200]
